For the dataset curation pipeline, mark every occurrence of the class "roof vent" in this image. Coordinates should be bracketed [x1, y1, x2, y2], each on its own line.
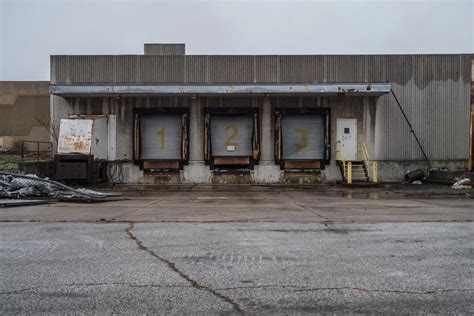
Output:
[144, 43, 185, 55]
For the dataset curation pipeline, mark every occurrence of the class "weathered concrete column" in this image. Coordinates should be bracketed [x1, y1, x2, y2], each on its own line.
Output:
[183, 97, 211, 183]
[189, 97, 204, 162]
[259, 96, 274, 164]
[253, 96, 281, 183]
[50, 95, 70, 152]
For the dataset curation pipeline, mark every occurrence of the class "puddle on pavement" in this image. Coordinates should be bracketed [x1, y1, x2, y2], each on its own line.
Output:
[104, 183, 474, 200]
[342, 191, 380, 199]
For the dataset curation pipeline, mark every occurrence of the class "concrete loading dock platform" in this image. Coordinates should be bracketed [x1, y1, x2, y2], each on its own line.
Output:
[1, 183, 473, 223]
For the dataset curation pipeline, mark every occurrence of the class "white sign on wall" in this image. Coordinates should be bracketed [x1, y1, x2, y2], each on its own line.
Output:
[57, 118, 94, 155]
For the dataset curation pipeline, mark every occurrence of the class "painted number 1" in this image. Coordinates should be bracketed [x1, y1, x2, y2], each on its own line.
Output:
[157, 128, 165, 149]
[293, 128, 309, 150]
[225, 124, 239, 146]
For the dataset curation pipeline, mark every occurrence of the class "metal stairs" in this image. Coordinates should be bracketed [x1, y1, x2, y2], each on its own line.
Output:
[336, 141, 377, 184]
[341, 160, 369, 182]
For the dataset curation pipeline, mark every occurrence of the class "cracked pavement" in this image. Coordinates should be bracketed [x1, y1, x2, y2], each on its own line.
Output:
[1, 221, 473, 314]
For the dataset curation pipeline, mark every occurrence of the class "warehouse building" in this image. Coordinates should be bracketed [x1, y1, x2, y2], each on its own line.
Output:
[49, 44, 473, 184]
[0, 81, 50, 151]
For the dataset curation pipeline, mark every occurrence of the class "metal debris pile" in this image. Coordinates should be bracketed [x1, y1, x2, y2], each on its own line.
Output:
[451, 178, 472, 189]
[0, 172, 123, 202]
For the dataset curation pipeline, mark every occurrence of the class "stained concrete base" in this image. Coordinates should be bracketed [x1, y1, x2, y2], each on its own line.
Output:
[322, 161, 343, 182]
[183, 162, 212, 184]
[252, 164, 281, 183]
[109, 160, 469, 184]
[114, 163, 144, 183]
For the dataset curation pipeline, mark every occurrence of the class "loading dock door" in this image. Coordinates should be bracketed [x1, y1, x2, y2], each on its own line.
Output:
[282, 115, 325, 160]
[211, 115, 253, 157]
[140, 115, 182, 160]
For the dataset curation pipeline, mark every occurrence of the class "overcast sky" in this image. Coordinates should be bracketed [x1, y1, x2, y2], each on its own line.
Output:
[1, 0, 473, 80]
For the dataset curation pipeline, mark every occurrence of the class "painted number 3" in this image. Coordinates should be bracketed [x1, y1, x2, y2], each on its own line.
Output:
[293, 128, 309, 150]
[225, 124, 239, 147]
[157, 128, 165, 149]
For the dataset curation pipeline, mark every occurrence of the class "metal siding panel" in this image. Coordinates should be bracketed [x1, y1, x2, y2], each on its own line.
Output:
[367, 55, 386, 82]
[386, 55, 413, 85]
[255, 56, 279, 83]
[208, 56, 254, 83]
[282, 115, 325, 159]
[140, 115, 182, 159]
[138, 55, 184, 83]
[185, 56, 208, 83]
[91, 117, 108, 159]
[68, 56, 81, 83]
[68, 56, 114, 83]
[211, 115, 253, 156]
[114, 55, 139, 83]
[375, 55, 470, 161]
[376, 55, 418, 161]
[280, 56, 325, 83]
[51, 56, 69, 84]
[327, 56, 365, 82]
[409, 55, 468, 161]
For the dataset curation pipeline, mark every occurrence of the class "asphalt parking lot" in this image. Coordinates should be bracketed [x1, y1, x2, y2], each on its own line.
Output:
[1, 185, 473, 313]
[1, 221, 473, 314]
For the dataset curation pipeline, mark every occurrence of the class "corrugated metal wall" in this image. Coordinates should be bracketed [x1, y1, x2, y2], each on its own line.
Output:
[51, 54, 471, 85]
[374, 55, 471, 161]
[50, 54, 472, 161]
[469, 57, 474, 170]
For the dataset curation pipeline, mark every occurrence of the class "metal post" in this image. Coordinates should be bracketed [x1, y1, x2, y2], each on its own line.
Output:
[372, 161, 378, 183]
[21, 141, 25, 164]
[347, 162, 352, 184]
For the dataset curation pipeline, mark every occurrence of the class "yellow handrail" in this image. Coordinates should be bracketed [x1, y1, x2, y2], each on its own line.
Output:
[337, 140, 378, 183]
[347, 162, 352, 184]
[336, 141, 348, 180]
[372, 161, 378, 183]
[357, 141, 378, 183]
[357, 141, 370, 172]
[336, 140, 346, 161]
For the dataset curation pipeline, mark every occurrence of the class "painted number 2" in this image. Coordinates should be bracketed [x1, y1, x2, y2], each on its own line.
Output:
[224, 124, 239, 147]
[293, 128, 309, 150]
[157, 128, 165, 149]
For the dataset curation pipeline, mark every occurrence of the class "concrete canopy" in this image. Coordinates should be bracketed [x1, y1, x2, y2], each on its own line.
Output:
[49, 83, 391, 97]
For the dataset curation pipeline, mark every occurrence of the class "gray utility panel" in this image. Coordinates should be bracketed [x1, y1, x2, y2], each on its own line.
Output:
[211, 115, 253, 157]
[140, 115, 182, 160]
[282, 115, 325, 160]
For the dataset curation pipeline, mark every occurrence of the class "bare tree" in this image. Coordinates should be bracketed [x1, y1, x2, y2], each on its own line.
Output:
[33, 115, 59, 146]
